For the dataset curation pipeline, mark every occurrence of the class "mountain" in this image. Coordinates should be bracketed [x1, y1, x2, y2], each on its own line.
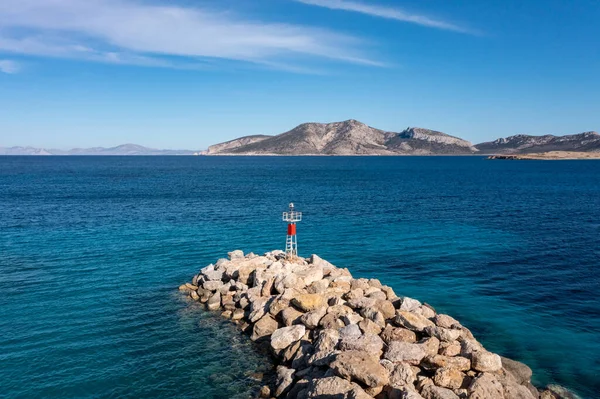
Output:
[205, 135, 272, 155]
[205, 120, 477, 155]
[0, 146, 54, 155]
[475, 131, 600, 154]
[0, 144, 198, 156]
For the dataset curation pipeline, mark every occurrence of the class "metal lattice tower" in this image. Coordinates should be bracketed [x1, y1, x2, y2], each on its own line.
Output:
[282, 203, 302, 259]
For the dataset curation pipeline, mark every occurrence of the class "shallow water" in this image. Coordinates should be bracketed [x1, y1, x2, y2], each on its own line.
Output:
[1, 156, 599, 398]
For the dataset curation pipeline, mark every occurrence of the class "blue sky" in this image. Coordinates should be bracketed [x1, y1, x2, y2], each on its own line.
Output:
[0, 0, 598, 149]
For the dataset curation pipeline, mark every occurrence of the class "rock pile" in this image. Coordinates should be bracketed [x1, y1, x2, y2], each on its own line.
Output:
[179, 250, 569, 399]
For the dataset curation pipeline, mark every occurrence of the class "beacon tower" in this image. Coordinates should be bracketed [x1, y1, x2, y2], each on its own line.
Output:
[282, 203, 302, 259]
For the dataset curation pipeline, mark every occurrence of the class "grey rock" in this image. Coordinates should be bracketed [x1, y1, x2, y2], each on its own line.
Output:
[271, 325, 306, 350]
[424, 326, 461, 342]
[275, 366, 295, 397]
[421, 384, 460, 399]
[228, 249, 244, 260]
[339, 324, 362, 340]
[468, 372, 504, 399]
[339, 333, 385, 356]
[395, 311, 435, 332]
[384, 341, 427, 365]
[501, 356, 533, 384]
[304, 376, 356, 398]
[300, 306, 327, 329]
[471, 351, 502, 372]
[207, 292, 221, 311]
[398, 297, 422, 312]
[309, 329, 340, 366]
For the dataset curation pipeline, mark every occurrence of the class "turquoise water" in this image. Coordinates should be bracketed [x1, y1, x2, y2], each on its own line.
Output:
[1, 156, 599, 398]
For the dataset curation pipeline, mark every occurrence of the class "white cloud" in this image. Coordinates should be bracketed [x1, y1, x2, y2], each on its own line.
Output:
[295, 0, 471, 33]
[0, 0, 382, 71]
[0, 59, 19, 73]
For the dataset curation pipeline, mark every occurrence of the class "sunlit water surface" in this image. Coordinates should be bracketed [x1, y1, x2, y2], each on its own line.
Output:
[1, 156, 599, 398]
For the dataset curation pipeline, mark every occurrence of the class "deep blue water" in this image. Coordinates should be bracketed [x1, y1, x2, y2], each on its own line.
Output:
[1, 156, 599, 398]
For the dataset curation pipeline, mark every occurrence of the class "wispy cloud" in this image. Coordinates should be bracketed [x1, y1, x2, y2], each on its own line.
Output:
[0, 59, 19, 73]
[0, 0, 382, 72]
[294, 0, 471, 33]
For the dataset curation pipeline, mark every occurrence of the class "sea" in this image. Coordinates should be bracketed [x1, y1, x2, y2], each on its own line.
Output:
[1, 156, 599, 399]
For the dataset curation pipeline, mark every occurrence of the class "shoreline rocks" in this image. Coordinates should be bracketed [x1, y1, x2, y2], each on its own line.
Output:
[179, 250, 578, 399]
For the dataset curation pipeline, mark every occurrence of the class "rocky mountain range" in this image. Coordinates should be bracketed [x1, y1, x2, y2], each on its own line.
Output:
[474, 131, 600, 154]
[205, 120, 477, 155]
[0, 143, 197, 156]
[205, 120, 599, 156]
[3, 121, 598, 156]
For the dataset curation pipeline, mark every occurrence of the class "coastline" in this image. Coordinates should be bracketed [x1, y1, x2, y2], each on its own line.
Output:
[487, 151, 600, 160]
[180, 250, 578, 399]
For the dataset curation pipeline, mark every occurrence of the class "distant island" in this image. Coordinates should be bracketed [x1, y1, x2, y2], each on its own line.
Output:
[3, 120, 598, 156]
[488, 151, 600, 160]
[0, 143, 200, 156]
[205, 120, 600, 156]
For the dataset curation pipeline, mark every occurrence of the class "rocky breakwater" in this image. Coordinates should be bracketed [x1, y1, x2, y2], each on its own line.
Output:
[180, 250, 571, 399]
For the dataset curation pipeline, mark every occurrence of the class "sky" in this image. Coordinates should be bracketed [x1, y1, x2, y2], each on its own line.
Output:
[0, 0, 598, 150]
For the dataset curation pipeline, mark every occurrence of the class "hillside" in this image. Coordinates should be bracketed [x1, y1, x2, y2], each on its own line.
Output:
[205, 135, 272, 155]
[206, 120, 477, 155]
[475, 131, 600, 154]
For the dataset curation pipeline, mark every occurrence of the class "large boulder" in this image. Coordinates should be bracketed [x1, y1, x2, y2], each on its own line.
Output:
[424, 326, 461, 342]
[398, 297, 422, 312]
[433, 314, 461, 329]
[421, 384, 460, 399]
[295, 265, 324, 286]
[384, 341, 427, 365]
[304, 376, 355, 398]
[358, 318, 382, 335]
[381, 325, 418, 344]
[472, 351, 502, 372]
[309, 328, 340, 366]
[330, 350, 390, 388]
[339, 333, 385, 356]
[433, 368, 466, 390]
[468, 373, 505, 399]
[228, 249, 244, 260]
[418, 336, 440, 357]
[339, 324, 362, 340]
[310, 254, 336, 275]
[250, 314, 278, 341]
[274, 366, 295, 397]
[439, 341, 461, 357]
[374, 299, 396, 319]
[274, 272, 304, 294]
[203, 280, 224, 291]
[292, 294, 326, 312]
[381, 360, 416, 388]
[248, 297, 271, 323]
[421, 355, 471, 371]
[300, 306, 327, 329]
[395, 311, 435, 332]
[207, 292, 221, 311]
[271, 325, 306, 350]
[281, 307, 304, 326]
[501, 356, 533, 384]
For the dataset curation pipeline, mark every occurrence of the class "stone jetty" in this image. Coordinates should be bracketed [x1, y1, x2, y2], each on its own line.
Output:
[179, 250, 574, 399]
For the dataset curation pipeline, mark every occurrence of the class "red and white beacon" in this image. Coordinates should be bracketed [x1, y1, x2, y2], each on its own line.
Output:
[282, 203, 302, 259]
